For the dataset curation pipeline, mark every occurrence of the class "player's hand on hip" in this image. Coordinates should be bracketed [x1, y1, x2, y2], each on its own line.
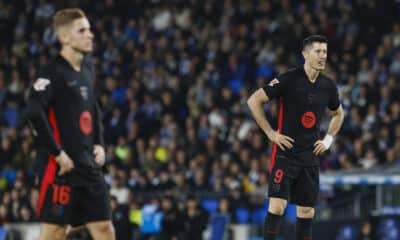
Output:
[93, 144, 106, 166]
[313, 140, 327, 155]
[267, 131, 294, 150]
[55, 150, 75, 176]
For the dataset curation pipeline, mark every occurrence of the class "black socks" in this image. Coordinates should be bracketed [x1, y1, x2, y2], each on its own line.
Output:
[264, 212, 283, 240]
[296, 217, 313, 240]
[264, 213, 313, 240]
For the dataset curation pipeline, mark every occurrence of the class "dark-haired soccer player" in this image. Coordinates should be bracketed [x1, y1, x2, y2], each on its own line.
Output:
[247, 35, 344, 240]
[23, 8, 115, 240]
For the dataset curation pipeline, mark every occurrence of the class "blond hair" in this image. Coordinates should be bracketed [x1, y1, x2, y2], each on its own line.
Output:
[53, 8, 86, 35]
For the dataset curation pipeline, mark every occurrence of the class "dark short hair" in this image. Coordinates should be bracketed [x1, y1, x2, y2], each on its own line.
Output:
[302, 35, 328, 50]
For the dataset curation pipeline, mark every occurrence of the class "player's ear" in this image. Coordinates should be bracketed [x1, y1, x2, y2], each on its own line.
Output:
[56, 27, 70, 45]
[302, 49, 308, 60]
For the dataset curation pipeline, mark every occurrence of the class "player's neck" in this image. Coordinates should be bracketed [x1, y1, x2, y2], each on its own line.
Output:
[60, 47, 84, 72]
[303, 64, 319, 83]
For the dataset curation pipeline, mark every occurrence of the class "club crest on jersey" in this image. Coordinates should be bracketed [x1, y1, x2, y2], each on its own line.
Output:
[33, 78, 50, 91]
[268, 79, 279, 87]
[80, 86, 88, 100]
[80, 111, 93, 135]
[301, 111, 316, 128]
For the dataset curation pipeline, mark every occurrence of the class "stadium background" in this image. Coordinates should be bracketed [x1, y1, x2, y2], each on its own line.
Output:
[0, 0, 400, 239]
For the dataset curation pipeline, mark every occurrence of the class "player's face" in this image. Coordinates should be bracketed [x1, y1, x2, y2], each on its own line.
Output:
[303, 42, 327, 71]
[63, 18, 94, 53]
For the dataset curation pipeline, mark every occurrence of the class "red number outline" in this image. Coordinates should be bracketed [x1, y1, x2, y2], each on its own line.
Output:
[274, 169, 284, 184]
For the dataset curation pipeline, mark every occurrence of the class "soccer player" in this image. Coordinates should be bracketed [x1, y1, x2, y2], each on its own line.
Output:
[23, 9, 115, 240]
[247, 35, 344, 240]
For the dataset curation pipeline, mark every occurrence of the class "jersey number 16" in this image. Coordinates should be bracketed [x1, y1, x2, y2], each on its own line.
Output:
[52, 184, 71, 205]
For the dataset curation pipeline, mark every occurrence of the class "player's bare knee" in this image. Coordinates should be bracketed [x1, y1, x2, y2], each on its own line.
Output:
[297, 206, 315, 218]
[87, 221, 115, 238]
[100, 222, 114, 236]
[40, 234, 65, 240]
[268, 198, 287, 215]
[40, 225, 67, 240]
[98, 223, 113, 235]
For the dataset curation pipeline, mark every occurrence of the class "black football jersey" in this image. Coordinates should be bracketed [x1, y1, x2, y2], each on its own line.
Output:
[24, 55, 104, 185]
[263, 66, 340, 166]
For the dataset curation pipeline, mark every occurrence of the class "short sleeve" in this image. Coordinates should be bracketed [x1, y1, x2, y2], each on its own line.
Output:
[328, 83, 340, 111]
[262, 72, 290, 100]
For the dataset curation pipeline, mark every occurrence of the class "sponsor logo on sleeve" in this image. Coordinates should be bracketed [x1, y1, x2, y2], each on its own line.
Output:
[33, 78, 51, 91]
[268, 79, 280, 87]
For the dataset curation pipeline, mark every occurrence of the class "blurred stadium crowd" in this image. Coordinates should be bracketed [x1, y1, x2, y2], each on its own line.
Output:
[0, 0, 399, 239]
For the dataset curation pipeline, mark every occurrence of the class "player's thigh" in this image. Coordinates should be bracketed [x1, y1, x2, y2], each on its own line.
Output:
[86, 220, 115, 240]
[39, 223, 67, 240]
[293, 166, 319, 207]
[81, 180, 112, 224]
[268, 155, 292, 214]
[38, 178, 74, 225]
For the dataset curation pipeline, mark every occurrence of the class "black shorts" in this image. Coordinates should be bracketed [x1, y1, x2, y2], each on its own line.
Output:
[37, 170, 111, 226]
[268, 155, 319, 207]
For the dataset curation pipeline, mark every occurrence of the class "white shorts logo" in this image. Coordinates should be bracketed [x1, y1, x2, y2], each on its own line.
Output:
[33, 78, 51, 91]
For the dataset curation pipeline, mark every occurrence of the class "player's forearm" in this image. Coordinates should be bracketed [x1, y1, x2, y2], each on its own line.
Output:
[327, 106, 344, 137]
[247, 98, 274, 136]
[24, 99, 61, 155]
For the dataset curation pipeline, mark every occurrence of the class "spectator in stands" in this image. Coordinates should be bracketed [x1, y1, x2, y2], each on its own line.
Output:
[358, 221, 372, 240]
[217, 197, 233, 222]
[18, 205, 34, 222]
[181, 196, 208, 240]
[110, 174, 130, 205]
[0, 204, 10, 225]
[111, 196, 131, 240]
[249, 171, 269, 207]
[128, 199, 142, 240]
[160, 195, 182, 240]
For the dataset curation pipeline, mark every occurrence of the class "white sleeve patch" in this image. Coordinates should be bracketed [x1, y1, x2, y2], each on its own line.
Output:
[33, 78, 51, 91]
[268, 79, 280, 86]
